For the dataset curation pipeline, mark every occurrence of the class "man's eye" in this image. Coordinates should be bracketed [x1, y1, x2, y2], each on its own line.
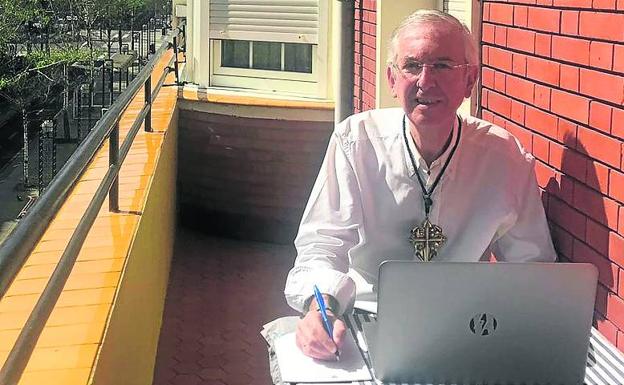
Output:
[403, 62, 423, 72]
[433, 62, 454, 70]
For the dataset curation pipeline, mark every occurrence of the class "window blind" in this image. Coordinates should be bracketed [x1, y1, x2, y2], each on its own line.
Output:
[209, 0, 320, 44]
[443, 0, 468, 29]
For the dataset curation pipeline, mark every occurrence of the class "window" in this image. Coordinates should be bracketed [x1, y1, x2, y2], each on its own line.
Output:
[220, 40, 313, 73]
[207, 0, 328, 97]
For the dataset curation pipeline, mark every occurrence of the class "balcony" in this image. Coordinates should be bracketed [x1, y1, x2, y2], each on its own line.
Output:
[0, 26, 323, 385]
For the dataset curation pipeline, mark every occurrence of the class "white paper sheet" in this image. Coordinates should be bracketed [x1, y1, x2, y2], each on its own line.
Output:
[354, 300, 378, 314]
[275, 331, 372, 383]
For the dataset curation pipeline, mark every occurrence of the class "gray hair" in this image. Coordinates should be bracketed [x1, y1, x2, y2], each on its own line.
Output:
[387, 10, 479, 67]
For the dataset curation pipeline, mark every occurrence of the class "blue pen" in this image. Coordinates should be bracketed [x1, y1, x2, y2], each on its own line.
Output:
[313, 285, 340, 360]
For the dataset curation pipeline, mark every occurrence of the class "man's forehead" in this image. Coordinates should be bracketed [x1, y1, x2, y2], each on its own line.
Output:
[395, 22, 466, 60]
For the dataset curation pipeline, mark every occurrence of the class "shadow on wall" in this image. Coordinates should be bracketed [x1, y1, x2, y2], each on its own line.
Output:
[546, 133, 612, 340]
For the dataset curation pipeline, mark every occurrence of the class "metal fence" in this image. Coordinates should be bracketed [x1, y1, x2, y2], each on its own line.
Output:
[0, 21, 185, 385]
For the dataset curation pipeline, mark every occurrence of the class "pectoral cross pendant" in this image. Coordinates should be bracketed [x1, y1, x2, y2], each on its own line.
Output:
[409, 217, 446, 262]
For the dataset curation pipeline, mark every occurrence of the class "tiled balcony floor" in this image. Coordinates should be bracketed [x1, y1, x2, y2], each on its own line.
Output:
[152, 227, 298, 385]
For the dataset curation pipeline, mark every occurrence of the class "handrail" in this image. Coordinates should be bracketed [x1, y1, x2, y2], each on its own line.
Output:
[0, 23, 185, 385]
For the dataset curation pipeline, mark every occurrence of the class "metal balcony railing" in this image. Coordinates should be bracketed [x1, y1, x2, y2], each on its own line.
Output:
[0, 22, 185, 385]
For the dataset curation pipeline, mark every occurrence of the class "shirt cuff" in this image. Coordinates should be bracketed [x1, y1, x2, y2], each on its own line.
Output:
[284, 267, 356, 315]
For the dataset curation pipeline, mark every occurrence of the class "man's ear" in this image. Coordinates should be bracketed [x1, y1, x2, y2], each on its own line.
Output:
[464, 65, 479, 98]
[386, 65, 397, 97]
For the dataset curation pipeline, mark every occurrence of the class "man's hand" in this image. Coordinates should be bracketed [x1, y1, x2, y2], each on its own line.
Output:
[296, 309, 346, 360]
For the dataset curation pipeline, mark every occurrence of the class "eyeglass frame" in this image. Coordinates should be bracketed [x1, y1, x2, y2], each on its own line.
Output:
[391, 60, 475, 79]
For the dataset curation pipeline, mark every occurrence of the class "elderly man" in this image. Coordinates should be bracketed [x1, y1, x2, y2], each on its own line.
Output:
[285, 10, 556, 360]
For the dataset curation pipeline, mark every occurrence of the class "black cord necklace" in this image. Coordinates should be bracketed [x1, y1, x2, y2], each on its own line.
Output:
[402, 115, 462, 261]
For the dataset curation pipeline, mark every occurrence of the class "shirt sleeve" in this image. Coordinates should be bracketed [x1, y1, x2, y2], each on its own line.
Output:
[492, 155, 557, 262]
[284, 130, 361, 314]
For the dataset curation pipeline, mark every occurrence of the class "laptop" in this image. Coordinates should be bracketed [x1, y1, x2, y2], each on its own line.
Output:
[361, 261, 598, 384]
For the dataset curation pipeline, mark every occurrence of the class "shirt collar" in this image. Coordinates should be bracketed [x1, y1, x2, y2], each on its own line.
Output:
[403, 116, 459, 177]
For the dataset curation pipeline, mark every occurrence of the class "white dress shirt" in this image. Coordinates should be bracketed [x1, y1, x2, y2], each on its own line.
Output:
[284, 108, 557, 313]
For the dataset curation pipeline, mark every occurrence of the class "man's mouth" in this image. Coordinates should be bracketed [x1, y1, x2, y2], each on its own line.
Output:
[415, 97, 438, 105]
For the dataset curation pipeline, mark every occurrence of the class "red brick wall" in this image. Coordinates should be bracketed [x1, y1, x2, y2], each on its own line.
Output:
[354, 0, 377, 113]
[480, 2, 624, 349]
[177, 109, 333, 244]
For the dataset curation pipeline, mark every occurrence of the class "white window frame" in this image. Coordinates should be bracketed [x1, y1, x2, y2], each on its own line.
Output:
[207, 0, 329, 98]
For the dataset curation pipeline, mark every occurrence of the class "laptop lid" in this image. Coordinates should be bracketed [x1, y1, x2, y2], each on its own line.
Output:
[366, 261, 598, 384]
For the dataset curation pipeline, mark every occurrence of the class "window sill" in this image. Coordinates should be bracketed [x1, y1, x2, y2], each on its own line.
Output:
[178, 85, 335, 110]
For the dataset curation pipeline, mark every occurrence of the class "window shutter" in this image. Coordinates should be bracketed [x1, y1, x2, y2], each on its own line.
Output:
[443, 0, 468, 28]
[209, 0, 319, 44]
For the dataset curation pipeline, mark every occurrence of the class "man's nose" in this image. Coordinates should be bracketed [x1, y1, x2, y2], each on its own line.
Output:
[416, 65, 436, 91]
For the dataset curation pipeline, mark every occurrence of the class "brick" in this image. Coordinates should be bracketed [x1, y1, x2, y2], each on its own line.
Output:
[614, 45, 624, 73]
[610, 169, 624, 203]
[487, 91, 512, 117]
[586, 160, 610, 194]
[482, 46, 489, 65]
[551, 224, 574, 259]
[481, 88, 489, 109]
[596, 283, 609, 315]
[580, 69, 624, 105]
[577, 127, 621, 168]
[535, 33, 551, 57]
[560, 174, 576, 205]
[619, 0, 624, 9]
[489, 3, 514, 25]
[535, 160, 555, 187]
[506, 75, 534, 104]
[489, 47, 513, 73]
[610, 231, 624, 267]
[561, 11, 579, 35]
[590, 41, 614, 70]
[558, 119, 577, 147]
[494, 71, 506, 93]
[621, 206, 624, 234]
[513, 6, 528, 27]
[534, 86, 550, 111]
[586, 218, 610, 255]
[554, 0, 592, 6]
[526, 57, 560, 86]
[615, 108, 624, 140]
[592, 0, 617, 9]
[533, 134, 550, 162]
[549, 142, 565, 170]
[493, 26, 506, 47]
[607, 291, 624, 330]
[561, 148, 588, 181]
[527, 7, 561, 33]
[595, 313, 618, 346]
[552, 36, 590, 66]
[506, 121, 532, 151]
[575, 239, 618, 288]
[559, 65, 579, 92]
[483, 3, 491, 21]
[506, 28, 535, 53]
[526, 106, 558, 139]
[593, 0, 617, 8]
[574, 181, 620, 229]
[482, 67, 495, 88]
[579, 12, 624, 41]
[483, 23, 495, 44]
[512, 54, 527, 76]
[548, 197, 586, 239]
[589, 101, 612, 134]
[551, 89, 590, 125]
[482, 110, 494, 123]
[493, 115, 507, 130]
[511, 101, 526, 125]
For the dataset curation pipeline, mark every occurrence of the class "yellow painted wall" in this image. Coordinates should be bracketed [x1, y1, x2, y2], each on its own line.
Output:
[89, 110, 178, 385]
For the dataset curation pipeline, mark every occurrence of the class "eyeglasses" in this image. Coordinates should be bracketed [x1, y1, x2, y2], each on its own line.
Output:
[392, 61, 472, 79]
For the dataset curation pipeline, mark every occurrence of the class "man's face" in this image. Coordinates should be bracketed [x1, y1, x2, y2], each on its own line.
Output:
[386, 22, 478, 129]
